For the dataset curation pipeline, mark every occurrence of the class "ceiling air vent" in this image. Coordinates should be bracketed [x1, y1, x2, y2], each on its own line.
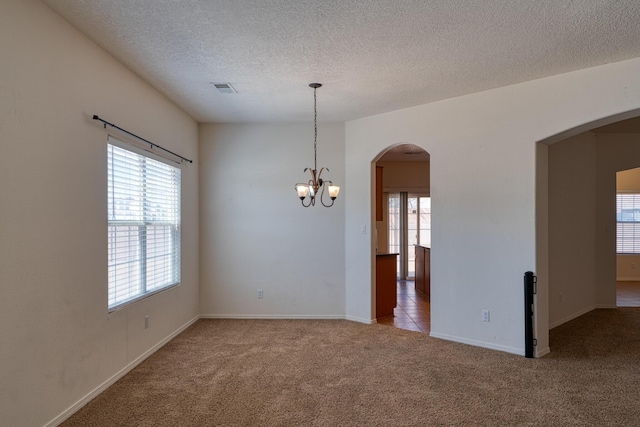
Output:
[211, 82, 237, 94]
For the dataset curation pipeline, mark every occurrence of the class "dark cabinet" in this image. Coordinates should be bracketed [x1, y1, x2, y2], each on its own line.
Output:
[376, 253, 397, 319]
[415, 245, 430, 298]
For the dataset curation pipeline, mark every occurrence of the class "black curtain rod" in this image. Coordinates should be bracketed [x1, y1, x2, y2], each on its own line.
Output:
[93, 115, 193, 164]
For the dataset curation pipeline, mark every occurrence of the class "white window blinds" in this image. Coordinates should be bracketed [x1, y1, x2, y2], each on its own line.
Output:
[617, 193, 640, 254]
[108, 139, 181, 310]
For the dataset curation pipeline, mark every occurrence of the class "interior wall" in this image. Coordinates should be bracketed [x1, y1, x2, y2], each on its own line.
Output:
[615, 167, 640, 280]
[535, 143, 550, 354]
[346, 56, 640, 356]
[0, 1, 199, 426]
[616, 167, 640, 190]
[199, 123, 346, 318]
[594, 133, 640, 299]
[378, 161, 430, 193]
[547, 132, 597, 328]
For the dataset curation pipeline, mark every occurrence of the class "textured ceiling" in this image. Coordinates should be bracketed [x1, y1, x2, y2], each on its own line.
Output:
[41, 0, 640, 123]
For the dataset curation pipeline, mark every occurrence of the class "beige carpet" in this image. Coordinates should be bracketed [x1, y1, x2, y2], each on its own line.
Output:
[62, 309, 640, 426]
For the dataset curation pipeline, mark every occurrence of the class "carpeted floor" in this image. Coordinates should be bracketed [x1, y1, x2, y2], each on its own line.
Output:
[62, 309, 640, 426]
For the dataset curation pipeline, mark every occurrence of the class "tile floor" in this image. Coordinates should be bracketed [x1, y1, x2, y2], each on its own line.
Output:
[378, 280, 640, 334]
[377, 280, 430, 333]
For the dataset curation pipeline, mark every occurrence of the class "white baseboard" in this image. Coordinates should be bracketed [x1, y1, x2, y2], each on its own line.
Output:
[200, 313, 377, 324]
[429, 332, 524, 356]
[199, 313, 346, 320]
[46, 315, 200, 427]
[345, 315, 375, 324]
[596, 304, 618, 309]
[549, 305, 595, 329]
[536, 346, 551, 358]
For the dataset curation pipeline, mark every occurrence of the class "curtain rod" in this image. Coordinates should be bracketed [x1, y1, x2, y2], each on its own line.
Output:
[93, 115, 193, 164]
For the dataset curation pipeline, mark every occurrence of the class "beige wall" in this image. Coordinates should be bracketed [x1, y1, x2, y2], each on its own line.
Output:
[616, 167, 640, 191]
[616, 255, 640, 280]
[377, 161, 430, 193]
[375, 161, 430, 253]
[0, 1, 199, 426]
[548, 132, 597, 327]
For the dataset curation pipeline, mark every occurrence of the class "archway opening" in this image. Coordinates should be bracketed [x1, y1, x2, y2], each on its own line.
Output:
[537, 114, 640, 356]
[373, 144, 431, 333]
[615, 167, 640, 307]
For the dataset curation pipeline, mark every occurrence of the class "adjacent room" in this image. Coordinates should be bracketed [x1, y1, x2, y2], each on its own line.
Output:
[3, 1, 640, 426]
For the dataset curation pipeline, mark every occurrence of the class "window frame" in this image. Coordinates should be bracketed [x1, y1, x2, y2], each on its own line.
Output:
[616, 192, 640, 254]
[107, 135, 182, 312]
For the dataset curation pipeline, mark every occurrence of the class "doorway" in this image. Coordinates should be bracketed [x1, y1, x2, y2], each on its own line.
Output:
[615, 168, 640, 307]
[374, 144, 431, 332]
[539, 115, 640, 356]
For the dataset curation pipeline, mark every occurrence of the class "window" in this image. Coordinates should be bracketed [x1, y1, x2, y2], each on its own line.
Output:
[617, 193, 640, 254]
[108, 139, 181, 310]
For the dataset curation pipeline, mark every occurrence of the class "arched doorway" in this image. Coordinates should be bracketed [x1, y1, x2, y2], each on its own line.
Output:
[615, 166, 640, 307]
[537, 114, 640, 355]
[372, 143, 431, 333]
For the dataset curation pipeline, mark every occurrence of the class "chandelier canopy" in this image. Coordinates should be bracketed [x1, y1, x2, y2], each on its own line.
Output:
[294, 83, 340, 207]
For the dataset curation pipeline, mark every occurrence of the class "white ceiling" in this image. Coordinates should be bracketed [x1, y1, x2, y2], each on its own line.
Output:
[41, 0, 640, 124]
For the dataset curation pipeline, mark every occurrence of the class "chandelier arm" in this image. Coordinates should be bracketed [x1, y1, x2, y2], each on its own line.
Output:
[320, 182, 335, 207]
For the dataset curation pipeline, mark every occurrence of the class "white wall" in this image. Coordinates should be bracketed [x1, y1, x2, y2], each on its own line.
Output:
[199, 123, 346, 318]
[615, 166, 640, 280]
[346, 57, 640, 356]
[547, 132, 597, 327]
[0, 1, 199, 426]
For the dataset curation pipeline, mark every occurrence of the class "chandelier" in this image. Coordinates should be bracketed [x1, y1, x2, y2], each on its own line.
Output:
[295, 83, 340, 207]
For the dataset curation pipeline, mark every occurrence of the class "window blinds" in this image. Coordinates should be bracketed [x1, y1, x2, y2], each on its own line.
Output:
[617, 193, 640, 254]
[107, 139, 181, 310]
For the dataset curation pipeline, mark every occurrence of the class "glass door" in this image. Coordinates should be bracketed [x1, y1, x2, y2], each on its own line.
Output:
[388, 193, 401, 275]
[407, 194, 431, 278]
[389, 192, 430, 279]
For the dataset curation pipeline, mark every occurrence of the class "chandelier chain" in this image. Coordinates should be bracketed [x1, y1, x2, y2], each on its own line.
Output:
[294, 82, 339, 207]
[313, 86, 318, 172]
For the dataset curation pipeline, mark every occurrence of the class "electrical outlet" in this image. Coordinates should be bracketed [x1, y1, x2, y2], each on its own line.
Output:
[257, 289, 263, 299]
[482, 310, 490, 322]
[145, 315, 149, 329]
